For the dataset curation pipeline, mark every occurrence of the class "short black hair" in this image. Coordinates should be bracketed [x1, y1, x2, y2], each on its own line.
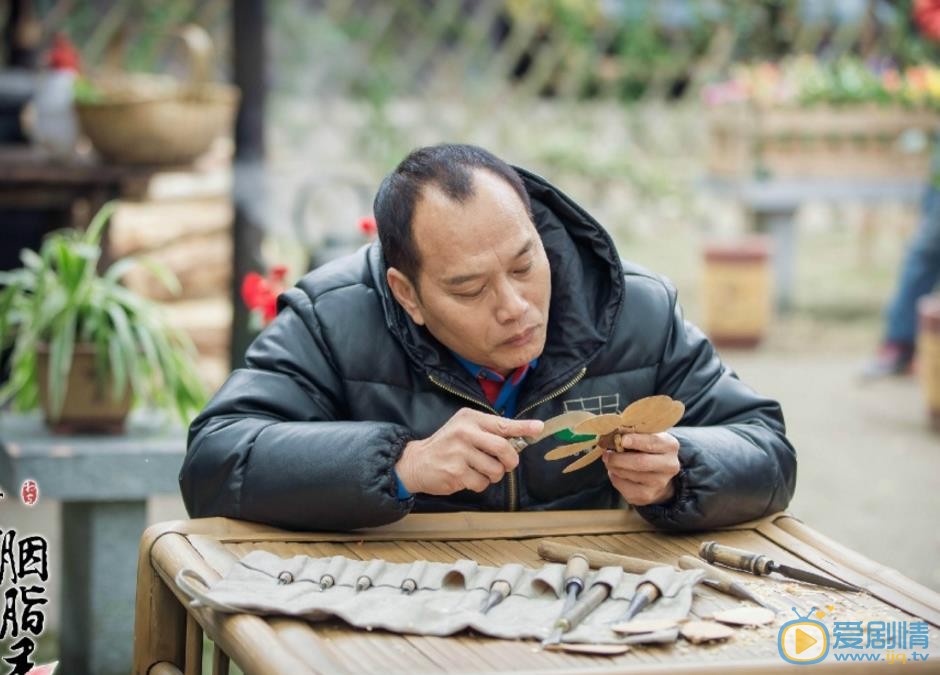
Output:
[374, 143, 532, 286]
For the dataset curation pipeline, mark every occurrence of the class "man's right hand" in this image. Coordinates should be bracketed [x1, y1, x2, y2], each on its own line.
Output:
[395, 408, 544, 496]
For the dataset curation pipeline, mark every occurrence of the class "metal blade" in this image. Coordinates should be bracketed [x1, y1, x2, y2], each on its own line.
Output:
[544, 439, 598, 461]
[772, 563, 863, 593]
[540, 625, 564, 648]
[562, 447, 604, 473]
[510, 411, 595, 451]
[540, 586, 579, 648]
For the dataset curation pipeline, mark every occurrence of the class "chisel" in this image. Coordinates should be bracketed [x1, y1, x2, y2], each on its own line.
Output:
[615, 579, 660, 623]
[699, 541, 862, 593]
[678, 555, 778, 611]
[541, 553, 590, 647]
[543, 578, 613, 643]
[480, 579, 512, 614]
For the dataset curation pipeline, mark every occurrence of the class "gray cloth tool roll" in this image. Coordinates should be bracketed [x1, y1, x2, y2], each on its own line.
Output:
[176, 551, 705, 645]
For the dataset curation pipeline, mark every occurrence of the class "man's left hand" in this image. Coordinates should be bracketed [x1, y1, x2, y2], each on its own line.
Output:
[602, 432, 681, 506]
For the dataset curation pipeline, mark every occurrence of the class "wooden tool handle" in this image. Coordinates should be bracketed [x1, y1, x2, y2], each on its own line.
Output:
[678, 555, 741, 590]
[561, 583, 610, 630]
[699, 541, 773, 576]
[563, 554, 590, 587]
[538, 540, 662, 574]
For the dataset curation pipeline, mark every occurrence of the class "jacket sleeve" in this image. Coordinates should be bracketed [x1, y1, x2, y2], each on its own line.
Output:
[634, 288, 797, 531]
[180, 290, 415, 531]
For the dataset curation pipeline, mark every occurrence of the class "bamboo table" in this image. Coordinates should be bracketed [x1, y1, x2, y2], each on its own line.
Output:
[134, 510, 940, 674]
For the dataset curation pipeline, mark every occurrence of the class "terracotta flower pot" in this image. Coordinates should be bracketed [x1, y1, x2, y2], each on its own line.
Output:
[36, 344, 132, 434]
[702, 237, 773, 349]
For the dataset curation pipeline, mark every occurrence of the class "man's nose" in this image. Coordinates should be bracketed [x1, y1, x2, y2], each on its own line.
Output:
[494, 279, 528, 324]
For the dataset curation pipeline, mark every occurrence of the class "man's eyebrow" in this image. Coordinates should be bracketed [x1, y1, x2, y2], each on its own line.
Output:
[442, 238, 535, 287]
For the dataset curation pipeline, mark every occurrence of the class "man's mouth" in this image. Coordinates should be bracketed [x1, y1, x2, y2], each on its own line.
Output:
[504, 326, 537, 347]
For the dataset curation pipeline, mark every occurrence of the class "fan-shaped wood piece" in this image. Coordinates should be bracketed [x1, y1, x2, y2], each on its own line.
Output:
[561, 447, 604, 473]
[544, 439, 599, 461]
[544, 643, 630, 655]
[713, 607, 776, 627]
[572, 414, 624, 435]
[680, 620, 735, 643]
[618, 395, 685, 433]
[611, 619, 678, 634]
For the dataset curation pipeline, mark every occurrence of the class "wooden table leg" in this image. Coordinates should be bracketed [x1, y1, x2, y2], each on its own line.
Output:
[134, 524, 187, 675]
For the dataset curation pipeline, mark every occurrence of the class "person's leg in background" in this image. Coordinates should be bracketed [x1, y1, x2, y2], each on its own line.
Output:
[863, 184, 940, 377]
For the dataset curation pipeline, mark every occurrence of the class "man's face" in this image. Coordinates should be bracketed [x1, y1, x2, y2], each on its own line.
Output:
[387, 169, 551, 375]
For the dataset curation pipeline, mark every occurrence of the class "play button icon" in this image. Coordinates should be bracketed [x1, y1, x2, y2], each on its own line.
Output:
[779, 620, 829, 664]
[796, 628, 818, 654]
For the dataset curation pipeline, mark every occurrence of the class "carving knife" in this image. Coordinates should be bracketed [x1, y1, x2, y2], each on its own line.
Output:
[541, 553, 590, 647]
[699, 541, 862, 593]
[508, 410, 594, 451]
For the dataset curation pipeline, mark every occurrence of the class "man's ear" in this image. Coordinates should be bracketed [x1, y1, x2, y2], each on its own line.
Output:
[386, 267, 425, 326]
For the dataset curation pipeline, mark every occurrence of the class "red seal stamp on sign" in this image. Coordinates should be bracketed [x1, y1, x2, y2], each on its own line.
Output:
[20, 479, 39, 507]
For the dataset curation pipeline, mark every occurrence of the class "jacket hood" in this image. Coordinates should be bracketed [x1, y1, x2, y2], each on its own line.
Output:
[369, 166, 625, 404]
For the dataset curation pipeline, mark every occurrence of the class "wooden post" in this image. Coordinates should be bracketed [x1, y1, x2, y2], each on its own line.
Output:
[230, 0, 267, 369]
[4, 0, 41, 68]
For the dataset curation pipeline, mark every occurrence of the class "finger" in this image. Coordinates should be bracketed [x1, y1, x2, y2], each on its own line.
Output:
[467, 427, 521, 470]
[604, 449, 679, 475]
[475, 412, 544, 439]
[462, 469, 491, 493]
[467, 450, 507, 484]
[606, 466, 669, 488]
[619, 432, 679, 454]
[608, 474, 662, 506]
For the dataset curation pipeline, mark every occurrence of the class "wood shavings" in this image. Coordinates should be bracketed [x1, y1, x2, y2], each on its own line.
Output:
[610, 619, 678, 634]
[544, 643, 630, 656]
[713, 607, 776, 626]
[681, 620, 735, 643]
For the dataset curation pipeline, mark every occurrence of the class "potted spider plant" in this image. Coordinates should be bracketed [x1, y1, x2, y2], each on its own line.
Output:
[0, 202, 207, 433]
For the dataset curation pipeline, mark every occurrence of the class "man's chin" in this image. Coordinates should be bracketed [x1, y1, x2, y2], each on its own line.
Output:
[495, 338, 545, 371]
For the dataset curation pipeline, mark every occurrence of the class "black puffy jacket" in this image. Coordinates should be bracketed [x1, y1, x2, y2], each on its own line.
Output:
[181, 168, 796, 531]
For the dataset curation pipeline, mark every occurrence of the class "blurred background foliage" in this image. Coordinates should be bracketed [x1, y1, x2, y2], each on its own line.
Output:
[26, 0, 936, 321]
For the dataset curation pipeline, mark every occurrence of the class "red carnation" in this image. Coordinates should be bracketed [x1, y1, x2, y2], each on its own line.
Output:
[915, 0, 940, 41]
[358, 216, 378, 238]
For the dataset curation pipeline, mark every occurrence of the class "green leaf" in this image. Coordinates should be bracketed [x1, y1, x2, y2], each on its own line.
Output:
[84, 201, 118, 247]
[103, 257, 139, 285]
[107, 335, 128, 403]
[46, 308, 77, 420]
[135, 257, 182, 296]
[106, 303, 135, 400]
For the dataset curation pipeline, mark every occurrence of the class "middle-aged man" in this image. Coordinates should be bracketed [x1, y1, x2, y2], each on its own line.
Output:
[181, 144, 796, 532]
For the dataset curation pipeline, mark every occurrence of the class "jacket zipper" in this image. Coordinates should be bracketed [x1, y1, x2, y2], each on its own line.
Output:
[428, 366, 587, 512]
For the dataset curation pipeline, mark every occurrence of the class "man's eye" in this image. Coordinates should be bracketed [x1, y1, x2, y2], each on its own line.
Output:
[513, 264, 533, 276]
[457, 287, 485, 298]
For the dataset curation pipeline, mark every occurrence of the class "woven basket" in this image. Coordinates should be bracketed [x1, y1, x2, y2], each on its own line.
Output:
[76, 25, 239, 165]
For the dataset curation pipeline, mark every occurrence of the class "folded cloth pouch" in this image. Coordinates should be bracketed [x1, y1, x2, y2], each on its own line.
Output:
[176, 551, 704, 645]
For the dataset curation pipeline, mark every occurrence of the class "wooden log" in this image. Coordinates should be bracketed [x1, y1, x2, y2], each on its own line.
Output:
[161, 297, 232, 355]
[110, 198, 233, 258]
[123, 232, 232, 301]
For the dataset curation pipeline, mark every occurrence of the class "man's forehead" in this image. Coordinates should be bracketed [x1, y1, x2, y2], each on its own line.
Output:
[414, 170, 527, 235]
[411, 174, 533, 278]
